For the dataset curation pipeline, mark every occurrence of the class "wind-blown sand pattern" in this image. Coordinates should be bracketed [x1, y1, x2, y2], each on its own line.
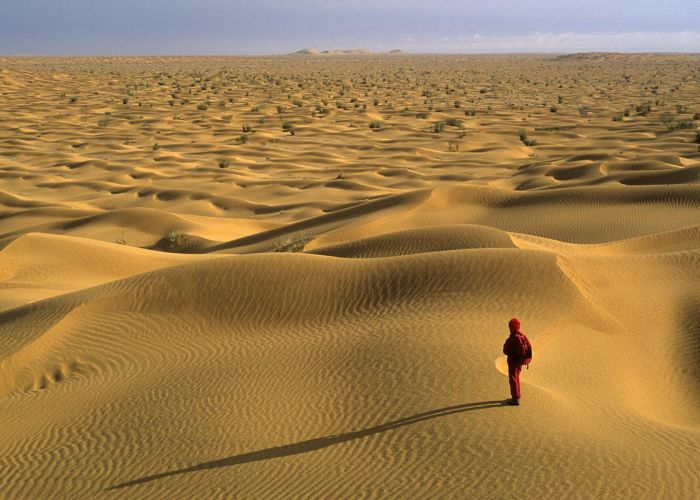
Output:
[1, 54, 699, 498]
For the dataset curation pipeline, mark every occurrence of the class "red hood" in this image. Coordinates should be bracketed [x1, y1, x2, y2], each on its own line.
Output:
[508, 317, 521, 335]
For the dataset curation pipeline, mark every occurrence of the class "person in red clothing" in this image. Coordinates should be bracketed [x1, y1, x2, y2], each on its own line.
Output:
[502, 317, 532, 406]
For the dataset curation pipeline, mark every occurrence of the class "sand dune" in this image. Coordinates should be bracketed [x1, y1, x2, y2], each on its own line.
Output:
[0, 55, 699, 498]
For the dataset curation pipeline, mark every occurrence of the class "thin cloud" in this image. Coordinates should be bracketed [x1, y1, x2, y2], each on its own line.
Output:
[402, 31, 700, 53]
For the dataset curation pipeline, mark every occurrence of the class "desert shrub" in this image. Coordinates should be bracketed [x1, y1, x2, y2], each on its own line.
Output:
[578, 106, 588, 116]
[292, 100, 304, 107]
[612, 113, 624, 121]
[197, 101, 209, 111]
[454, 100, 461, 108]
[416, 112, 430, 119]
[671, 120, 695, 130]
[465, 109, 476, 117]
[251, 105, 261, 112]
[69, 96, 78, 103]
[636, 103, 652, 116]
[239, 133, 249, 144]
[660, 113, 675, 128]
[152, 143, 160, 151]
[283, 122, 295, 135]
[218, 158, 230, 168]
[276, 105, 285, 114]
[447, 141, 460, 152]
[446, 118, 463, 127]
[373, 98, 380, 106]
[97, 112, 112, 127]
[242, 123, 252, 133]
[676, 104, 685, 114]
[122, 97, 129, 105]
[369, 121, 381, 130]
[432, 121, 446, 133]
[162, 231, 194, 253]
[550, 105, 558, 113]
[519, 129, 537, 146]
[273, 236, 309, 253]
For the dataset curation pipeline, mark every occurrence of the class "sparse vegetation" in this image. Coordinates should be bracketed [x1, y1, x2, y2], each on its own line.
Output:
[283, 121, 295, 135]
[519, 129, 537, 146]
[671, 120, 695, 130]
[369, 121, 381, 130]
[218, 158, 230, 168]
[635, 103, 652, 116]
[162, 230, 194, 253]
[273, 236, 310, 253]
[445, 118, 463, 127]
[432, 121, 445, 133]
[97, 112, 112, 127]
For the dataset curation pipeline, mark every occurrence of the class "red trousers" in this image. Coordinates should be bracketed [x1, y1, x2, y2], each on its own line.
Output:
[508, 363, 522, 400]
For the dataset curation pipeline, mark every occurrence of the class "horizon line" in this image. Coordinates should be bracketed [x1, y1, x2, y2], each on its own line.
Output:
[3, 50, 700, 58]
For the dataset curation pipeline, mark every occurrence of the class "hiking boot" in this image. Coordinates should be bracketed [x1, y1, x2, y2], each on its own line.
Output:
[507, 398, 520, 406]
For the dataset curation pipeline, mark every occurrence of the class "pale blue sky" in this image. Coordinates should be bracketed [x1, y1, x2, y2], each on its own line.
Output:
[2, 0, 698, 55]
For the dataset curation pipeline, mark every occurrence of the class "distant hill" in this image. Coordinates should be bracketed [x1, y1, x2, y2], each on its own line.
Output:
[554, 52, 622, 61]
[290, 48, 321, 56]
[285, 48, 403, 56]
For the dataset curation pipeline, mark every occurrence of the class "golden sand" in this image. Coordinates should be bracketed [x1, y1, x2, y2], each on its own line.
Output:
[0, 54, 699, 497]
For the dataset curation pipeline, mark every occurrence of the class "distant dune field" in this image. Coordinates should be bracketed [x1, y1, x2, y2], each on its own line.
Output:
[0, 54, 699, 498]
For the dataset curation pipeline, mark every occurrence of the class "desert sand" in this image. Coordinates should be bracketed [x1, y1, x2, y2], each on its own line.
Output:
[0, 54, 699, 498]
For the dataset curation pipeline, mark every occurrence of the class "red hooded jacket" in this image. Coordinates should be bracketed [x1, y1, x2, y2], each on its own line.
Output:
[503, 318, 532, 366]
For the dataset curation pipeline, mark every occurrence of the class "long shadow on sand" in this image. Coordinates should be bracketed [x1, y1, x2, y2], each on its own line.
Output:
[107, 399, 509, 490]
